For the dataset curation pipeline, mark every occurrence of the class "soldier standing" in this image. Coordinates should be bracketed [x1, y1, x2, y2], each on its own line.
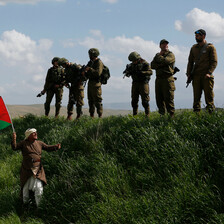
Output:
[40, 57, 64, 117]
[186, 29, 218, 113]
[58, 58, 84, 120]
[82, 48, 104, 118]
[151, 39, 176, 117]
[124, 52, 152, 116]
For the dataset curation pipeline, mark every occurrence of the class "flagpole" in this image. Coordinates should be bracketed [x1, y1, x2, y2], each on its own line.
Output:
[5, 105, 15, 133]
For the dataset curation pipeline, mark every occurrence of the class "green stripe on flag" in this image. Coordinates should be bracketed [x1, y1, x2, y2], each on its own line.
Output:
[0, 120, 11, 130]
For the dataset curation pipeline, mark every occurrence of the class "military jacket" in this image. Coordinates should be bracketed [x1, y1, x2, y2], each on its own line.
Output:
[44, 66, 64, 91]
[127, 59, 152, 83]
[65, 63, 83, 88]
[186, 41, 217, 76]
[151, 51, 175, 78]
[86, 58, 104, 83]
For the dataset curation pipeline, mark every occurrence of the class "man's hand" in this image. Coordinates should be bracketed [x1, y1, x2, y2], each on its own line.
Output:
[205, 74, 211, 79]
[57, 143, 61, 150]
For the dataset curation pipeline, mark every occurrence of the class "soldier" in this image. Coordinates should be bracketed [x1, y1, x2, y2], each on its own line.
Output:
[58, 58, 84, 120]
[186, 29, 218, 113]
[151, 39, 176, 117]
[82, 48, 104, 118]
[40, 57, 64, 117]
[12, 128, 61, 208]
[124, 51, 152, 116]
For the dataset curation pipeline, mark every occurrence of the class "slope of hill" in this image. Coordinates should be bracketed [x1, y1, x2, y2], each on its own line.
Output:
[1, 111, 224, 223]
[6, 104, 132, 119]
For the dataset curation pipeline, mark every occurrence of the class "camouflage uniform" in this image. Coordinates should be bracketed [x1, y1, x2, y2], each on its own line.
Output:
[86, 59, 104, 117]
[125, 52, 152, 116]
[151, 48, 176, 116]
[43, 59, 64, 117]
[187, 41, 217, 113]
[84, 48, 104, 118]
[65, 63, 84, 118]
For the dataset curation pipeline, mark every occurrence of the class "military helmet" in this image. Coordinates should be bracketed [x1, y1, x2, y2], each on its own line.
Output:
[52, 57, 60, 64]
[128, 51, 141, 62]
[88, 48, 100, 57]
[58, 57, 69, 65]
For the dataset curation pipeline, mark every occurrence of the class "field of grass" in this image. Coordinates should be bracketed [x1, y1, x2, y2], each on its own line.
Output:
[1, 111, 224, 223]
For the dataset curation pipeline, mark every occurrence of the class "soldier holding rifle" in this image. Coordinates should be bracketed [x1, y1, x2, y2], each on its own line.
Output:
[123, 51, 152, 117]
[186, 29, 217, 114]
[38, 57, 65, 117]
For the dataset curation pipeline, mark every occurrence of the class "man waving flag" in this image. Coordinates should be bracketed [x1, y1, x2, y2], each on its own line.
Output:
[0, 96, 14, 131]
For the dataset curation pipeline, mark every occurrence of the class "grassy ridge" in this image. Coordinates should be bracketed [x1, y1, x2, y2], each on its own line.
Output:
[1, 111, 224, 223]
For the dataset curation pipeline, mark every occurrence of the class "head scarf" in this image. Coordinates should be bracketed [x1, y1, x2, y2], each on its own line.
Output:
[24, 128, 37, 140]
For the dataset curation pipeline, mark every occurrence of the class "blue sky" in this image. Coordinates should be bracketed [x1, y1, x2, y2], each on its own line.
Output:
[1, 0, 224, 111]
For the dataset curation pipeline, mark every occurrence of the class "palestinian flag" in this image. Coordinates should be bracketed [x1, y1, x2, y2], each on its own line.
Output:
[0, 96, 12, 130]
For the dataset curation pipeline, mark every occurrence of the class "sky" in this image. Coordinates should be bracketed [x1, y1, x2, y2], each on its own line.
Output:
[1, 0, 224, 111]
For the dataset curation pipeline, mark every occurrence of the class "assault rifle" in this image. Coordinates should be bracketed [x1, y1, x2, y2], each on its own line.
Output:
[123, 64, 132, 79]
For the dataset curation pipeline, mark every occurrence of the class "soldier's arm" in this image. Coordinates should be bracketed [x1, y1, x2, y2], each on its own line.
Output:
[150, 55, 159, 70]
[156, 52, 175, 66]
[140, 62, 153, 76]
[208, 45, 218, 74]
[87, 60, 104, 79]
[43, 68, 54, 91]
[186, 48, 194, 76]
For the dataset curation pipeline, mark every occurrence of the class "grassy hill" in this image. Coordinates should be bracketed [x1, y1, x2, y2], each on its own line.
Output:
[1, 111, 224, 223]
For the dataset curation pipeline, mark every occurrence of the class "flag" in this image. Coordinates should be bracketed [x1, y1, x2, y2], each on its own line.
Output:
[0, 96, 12, 130]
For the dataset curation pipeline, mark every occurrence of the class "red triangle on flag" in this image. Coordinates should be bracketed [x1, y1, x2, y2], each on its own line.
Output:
[0, 96, 12, 124]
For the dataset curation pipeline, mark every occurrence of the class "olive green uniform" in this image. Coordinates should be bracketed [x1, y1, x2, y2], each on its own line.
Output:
[86, 59, 104, 117]
[126, 59, 152, 115]
[186, 41, 217, 112]
[151, 51, 176, 115]
[65, 63, 84, 117]
[43, 66, 64, 116]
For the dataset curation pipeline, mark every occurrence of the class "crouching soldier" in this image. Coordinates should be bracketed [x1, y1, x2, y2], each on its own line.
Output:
[124, 51, 152, 116]
[12, 128, 61, 208]
[58, 58, 85, 120]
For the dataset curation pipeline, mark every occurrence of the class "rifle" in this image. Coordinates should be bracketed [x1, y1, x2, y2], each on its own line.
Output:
[37, 70, 68, 97]
[123, 64, 132, 79]
[173, 66, 180, 81]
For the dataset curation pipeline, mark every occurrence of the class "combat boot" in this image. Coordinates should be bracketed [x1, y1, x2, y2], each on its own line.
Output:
[133, 108, 138, 116]
[145, 107, 150, 117]
[67, 113, 73, 120]
[90, 113, 94, 118]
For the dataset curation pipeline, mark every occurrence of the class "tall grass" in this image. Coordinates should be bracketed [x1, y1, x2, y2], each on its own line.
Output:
[0, 111, 224, 223]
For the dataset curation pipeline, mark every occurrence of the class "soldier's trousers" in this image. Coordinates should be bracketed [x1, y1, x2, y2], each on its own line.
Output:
[131, 82, 150, 115]
[67, 86, 84, 116]
[155, 77, 175, 115]
[87, 81, 103, 116]
[192, 75, 215, 112]
[44, 88, 63, 116]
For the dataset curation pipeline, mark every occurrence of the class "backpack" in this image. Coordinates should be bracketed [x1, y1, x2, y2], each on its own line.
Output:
[100, 65, 110, 85]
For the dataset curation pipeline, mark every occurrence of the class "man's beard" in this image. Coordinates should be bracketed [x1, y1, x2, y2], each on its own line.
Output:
[196, 38, 203, 43]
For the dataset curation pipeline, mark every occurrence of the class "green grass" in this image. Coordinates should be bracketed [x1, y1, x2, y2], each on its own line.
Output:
[1, 111, 224, 223]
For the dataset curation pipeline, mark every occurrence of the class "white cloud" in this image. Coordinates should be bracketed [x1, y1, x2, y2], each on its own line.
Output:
[0, 30, 52, 66]
[0, 30, 54, 103]
[0, 0, 65, 6]
[101, 0, 118, 4]
[175, 8, 224, 41]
